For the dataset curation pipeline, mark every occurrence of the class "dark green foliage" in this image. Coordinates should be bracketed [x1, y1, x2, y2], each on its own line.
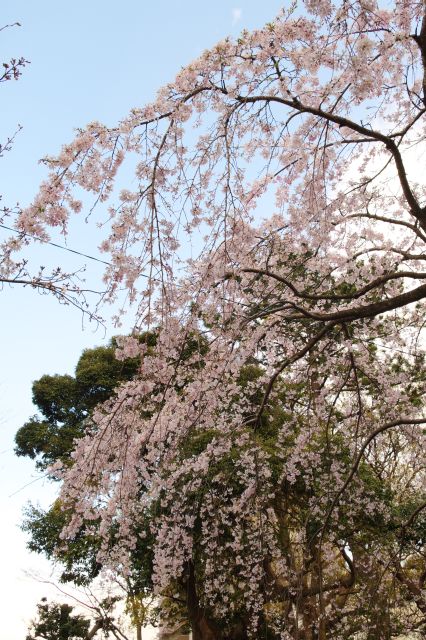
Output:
[22, 502, 102, 586]
[15, 339, 140, 471]
[26, 599, 90, 640]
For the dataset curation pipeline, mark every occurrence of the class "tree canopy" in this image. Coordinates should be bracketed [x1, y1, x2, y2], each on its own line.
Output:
[25, 597, 126, 640]
[13, 2, 426, 638]
[15, 339, 140, 472]
[26, 600, 91, 640]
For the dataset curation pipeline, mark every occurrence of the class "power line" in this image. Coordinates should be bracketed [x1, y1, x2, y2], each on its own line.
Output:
[0, 223, 111, 266]
[0, 223, 160, 283]
[8, 472, 50, 498]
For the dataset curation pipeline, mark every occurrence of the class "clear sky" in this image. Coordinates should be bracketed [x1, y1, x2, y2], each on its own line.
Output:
[0, 1, 284, 638]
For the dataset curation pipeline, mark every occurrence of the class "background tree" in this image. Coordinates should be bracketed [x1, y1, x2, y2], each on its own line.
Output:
[25, 597, 128, 640]
[15, 338, 140, 472]
[26, 599, 91, 640]
[15, 1, 426, 637]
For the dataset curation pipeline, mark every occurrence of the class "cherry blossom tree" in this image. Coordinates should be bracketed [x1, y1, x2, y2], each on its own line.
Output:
[16, 1, 426, 637]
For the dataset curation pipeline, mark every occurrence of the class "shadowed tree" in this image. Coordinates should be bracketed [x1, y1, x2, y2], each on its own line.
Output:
[26, 599, 92, 640]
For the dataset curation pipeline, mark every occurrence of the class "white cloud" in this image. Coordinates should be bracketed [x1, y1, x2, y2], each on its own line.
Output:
[232, 7, 242, 25]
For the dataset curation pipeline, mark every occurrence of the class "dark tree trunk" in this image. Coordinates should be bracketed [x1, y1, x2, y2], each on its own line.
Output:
[185, 562, 221, 640]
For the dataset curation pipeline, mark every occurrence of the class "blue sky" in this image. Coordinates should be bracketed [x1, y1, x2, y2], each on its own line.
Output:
[0, 1, 284, 637]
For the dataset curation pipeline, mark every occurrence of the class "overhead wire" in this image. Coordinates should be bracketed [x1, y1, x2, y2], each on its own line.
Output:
[0, 223, 111, 266]
[0, 223, 157, 282]
[8, 472, 51, 497]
